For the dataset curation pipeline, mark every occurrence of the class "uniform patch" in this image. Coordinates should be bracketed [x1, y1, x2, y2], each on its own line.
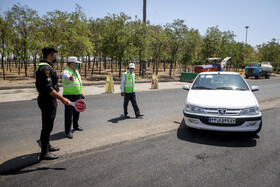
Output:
[45, 71, 50, 77]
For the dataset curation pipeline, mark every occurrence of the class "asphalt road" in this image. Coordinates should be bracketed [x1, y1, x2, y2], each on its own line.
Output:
[0, 78, 280, 186]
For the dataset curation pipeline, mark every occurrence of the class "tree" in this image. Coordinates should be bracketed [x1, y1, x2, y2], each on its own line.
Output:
[128, 17, 147, 76]
[41, 9, 70, 70]
[202, 26, 235, 59]
[102, 13, 131, 78]
[179, 28, 202, 72]
[257, 39, 280, 73]
[0, 15, 12, 80]
[148, 25, 167, 75]
[5, 3, 40, 77]
[88, 18, 105, 74]
[164, 19, 186, 77]
[29, 15, 45, 77]
[67, 5, 93, 76]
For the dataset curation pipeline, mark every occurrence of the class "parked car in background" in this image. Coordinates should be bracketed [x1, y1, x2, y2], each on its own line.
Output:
[183, 72, 262, 134]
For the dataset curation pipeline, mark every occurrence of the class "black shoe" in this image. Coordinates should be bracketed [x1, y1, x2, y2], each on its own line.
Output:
[74, 126, 83, 131]
[124, 115, 130, 119]
[49, 146, 60, 152]
[136, 114, 144, 118]
[66, 132, 73, 139]
[40, 153, 58, 160]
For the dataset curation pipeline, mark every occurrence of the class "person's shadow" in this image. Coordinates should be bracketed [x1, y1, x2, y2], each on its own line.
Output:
[0, 153, 66, 175]
[50, 132, 67, 141]
[36, 131, 68, 148]
[177, 119, 259, 147]
[108, 115, 127, 124]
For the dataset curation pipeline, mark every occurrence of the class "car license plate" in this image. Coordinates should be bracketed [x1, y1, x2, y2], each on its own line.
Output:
[208, 118, 236, 124]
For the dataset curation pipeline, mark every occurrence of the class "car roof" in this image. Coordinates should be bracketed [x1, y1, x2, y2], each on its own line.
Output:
[199, 72, 239, 75]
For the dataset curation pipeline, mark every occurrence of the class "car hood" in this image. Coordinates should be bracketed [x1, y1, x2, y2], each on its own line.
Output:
[186, 90, 259, 109]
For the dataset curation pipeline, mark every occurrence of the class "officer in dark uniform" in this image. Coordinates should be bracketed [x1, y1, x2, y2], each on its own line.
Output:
[36, 47, 70, 160]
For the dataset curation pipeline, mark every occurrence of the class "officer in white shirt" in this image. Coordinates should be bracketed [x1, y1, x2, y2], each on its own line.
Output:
[120, 63, 144, 119]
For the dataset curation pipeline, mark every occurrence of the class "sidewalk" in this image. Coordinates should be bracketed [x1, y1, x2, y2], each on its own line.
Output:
[0, 80, 190, 103]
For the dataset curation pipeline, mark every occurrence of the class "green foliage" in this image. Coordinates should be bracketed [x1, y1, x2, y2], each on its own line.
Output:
[1, 3, 280, 80]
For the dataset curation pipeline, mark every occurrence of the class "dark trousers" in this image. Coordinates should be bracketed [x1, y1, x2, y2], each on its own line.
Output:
[124, 92, 140, 116]
[64, 95, 81, 134]
[38, 97, 57, 155]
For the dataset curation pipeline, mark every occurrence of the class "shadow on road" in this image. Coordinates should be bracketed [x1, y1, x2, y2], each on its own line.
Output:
[0, 153, 66, 176]
[108, 115, 126, 123]
[35, 132, 66, 148]
[50, 131, 67, 141]
[0, 153, 41, 175]
[177, 119, 259, 147]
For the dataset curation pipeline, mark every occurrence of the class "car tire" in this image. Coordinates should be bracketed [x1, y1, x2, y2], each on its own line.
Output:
[265, 73, 270, 79]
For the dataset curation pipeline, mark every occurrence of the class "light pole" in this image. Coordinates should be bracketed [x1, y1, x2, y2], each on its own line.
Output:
[245, 26, 249, 45]
[143, 0, 146, 23]
[141, 0, 147, 76]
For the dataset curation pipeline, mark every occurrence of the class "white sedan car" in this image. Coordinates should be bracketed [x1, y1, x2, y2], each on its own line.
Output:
[183, 72, 262, 133]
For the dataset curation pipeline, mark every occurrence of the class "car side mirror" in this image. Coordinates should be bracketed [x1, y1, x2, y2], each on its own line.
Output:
[251, 86, 259, 92]
[182, 85, 190, 91]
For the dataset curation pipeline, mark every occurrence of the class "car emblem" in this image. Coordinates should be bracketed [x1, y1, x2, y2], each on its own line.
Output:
[218, 109, 227, 115]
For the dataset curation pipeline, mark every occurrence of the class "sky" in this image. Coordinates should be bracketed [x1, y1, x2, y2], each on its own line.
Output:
[1, 0, 279, 47]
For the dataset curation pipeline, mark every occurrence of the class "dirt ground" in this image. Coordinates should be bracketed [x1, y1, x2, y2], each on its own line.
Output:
[0, 63, 184, 87]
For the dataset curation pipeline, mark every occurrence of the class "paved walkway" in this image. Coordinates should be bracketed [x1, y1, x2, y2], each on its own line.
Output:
[0, 81, 190, 103]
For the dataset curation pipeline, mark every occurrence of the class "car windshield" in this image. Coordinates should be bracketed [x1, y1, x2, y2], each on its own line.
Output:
[192, 74, 250, 91]
[246, 63, 260, 67]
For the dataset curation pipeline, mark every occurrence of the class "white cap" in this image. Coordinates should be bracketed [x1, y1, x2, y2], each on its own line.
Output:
[128, 63, 135, 69]
[67, 56, 82, 63]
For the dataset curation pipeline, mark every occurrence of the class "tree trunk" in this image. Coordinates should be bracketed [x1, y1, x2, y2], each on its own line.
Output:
[152, 60, 155, 74]
[18, 59, 21, 75]
[60, 57, 64, 72]
[99, 57, 102, 74]
[142, 60, 146, 76]
[103, 57, 107, 70]
[9, 57, 12, 73]
[111, 58, 113, 73]
[169, 61, 173, 77]
[6, 57, 9, 72]
[33, 55, 37, 78]
[139, 51, 142, 76]
[156, 60, 159, 75]
[118, 60, 122, 78]
[1, 55, 5, 80]
[87, 55, 91, 70]
[96, 57, 99, 68]
[84, 57, 87, 78]
[24, 58, 28, 77]
[91, 57, 95, 75]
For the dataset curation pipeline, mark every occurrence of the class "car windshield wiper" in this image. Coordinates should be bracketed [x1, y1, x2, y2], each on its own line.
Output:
[192, 86, 215, 90]
[216, 86, 233, 90]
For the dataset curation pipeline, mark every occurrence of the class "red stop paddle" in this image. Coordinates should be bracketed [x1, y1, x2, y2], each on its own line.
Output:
[69, 99, 87, 112]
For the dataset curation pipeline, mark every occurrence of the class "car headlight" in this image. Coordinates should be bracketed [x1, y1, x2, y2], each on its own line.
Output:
[240, 106, 260, 115]
[185, 104, 206, 114]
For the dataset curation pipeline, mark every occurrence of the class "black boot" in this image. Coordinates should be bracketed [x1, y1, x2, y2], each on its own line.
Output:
[40, 152, 59, 160]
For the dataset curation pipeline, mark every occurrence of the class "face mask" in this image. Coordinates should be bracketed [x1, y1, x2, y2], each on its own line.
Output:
[52, 56, 57, 63]
[129, 68, 134, 73]
[75, 64, 79, 69]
